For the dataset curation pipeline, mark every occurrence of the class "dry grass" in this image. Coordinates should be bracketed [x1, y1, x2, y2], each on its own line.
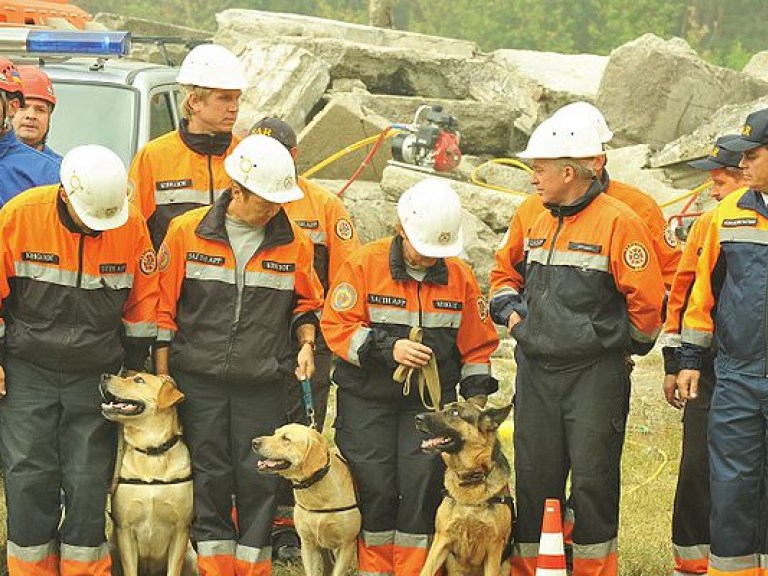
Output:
[0, 349, 682, 575]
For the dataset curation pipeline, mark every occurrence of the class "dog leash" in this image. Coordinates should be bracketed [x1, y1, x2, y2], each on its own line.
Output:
[300, 377, 317, 430]
[393, 326, 441, 411]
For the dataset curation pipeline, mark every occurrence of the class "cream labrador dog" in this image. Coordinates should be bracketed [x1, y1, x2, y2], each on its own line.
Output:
[101, 372, 193, 576]
[253, 423, 361, 576]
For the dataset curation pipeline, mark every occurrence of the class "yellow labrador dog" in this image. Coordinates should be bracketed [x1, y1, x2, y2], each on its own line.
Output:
[101, 372, 193, 576]
[253, 423, 361, 576]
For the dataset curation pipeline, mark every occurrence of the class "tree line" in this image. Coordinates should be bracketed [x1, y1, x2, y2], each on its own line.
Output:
[80, 0, 766, 69]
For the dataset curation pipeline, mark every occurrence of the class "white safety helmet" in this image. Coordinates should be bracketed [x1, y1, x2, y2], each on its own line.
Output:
[397, 178, 464, 258]
[176, 44, 247, 91]
[517, 115, 603, 160]
[224, 134, 303, 203]
[551, 101, 614, 144]
[60, 145, 129, 231]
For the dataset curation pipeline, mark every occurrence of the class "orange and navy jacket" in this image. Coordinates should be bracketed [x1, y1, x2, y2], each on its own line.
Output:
[661, 208, 721, 375]
[321, 236, 499, 401]
[490, 171, 679, 325]
[494, 181, 664, 363]
[284, 176, 361, 291]
[156, 190, 324, 382]
[681, 188, 768, 375]
[0, 185, 158, 372]
[128, 120, 238, 250]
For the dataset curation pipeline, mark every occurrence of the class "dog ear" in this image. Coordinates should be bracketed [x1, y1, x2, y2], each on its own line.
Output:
[480, 404, 513, 432]
[157, 380, 185, 409]
[302, 429, 329, 475]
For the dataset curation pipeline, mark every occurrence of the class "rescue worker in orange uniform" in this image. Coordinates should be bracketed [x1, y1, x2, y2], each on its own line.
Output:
[0, 145, 158, 576]
[661, 135, 745, 576]
[0, 58, 60, 205]
[322, 178, 500, 576]
[129, 44, 246, 249]
[678, 108, 768, 576]
[155, 134, 324, 576]
[501, 115, 665, 576]
[13, 66, 61, 162]
[489, 101, 679, 553]
[249, 116, 361, 561]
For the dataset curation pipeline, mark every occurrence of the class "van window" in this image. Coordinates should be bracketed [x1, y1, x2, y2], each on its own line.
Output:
[149, 90, 175, 141]
[47, 82, 137, 167]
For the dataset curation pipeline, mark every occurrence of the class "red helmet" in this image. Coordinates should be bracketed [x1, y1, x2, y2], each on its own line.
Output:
[18, 66, 56, 107]
[0, 58, 24, 104]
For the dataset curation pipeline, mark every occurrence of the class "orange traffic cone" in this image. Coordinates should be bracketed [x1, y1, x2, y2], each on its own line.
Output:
[536, 498, 567, 576]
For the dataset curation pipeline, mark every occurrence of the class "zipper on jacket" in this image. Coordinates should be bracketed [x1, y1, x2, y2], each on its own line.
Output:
[764, 270, 768, 377]
[207, 153, 214, 205]
[546, 215, 565, 265]
[76, 234, 85, 288]
[416, 282, 423, 327]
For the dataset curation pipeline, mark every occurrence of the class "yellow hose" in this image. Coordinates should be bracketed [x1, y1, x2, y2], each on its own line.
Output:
[301, 130, 403, 179]
[658, 181, 712, 209]
[470, 158, 533, 197]
[623, 438, 670, 497]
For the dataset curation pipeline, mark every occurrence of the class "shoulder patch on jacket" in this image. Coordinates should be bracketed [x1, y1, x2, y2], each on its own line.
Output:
[722, 217, 758, 228]
[331, 282, 357, 312]
[262, 260, 296, 273]
[138, 249, 157, 275]
[477, 295, 489, 321]
[664, 225, 678, 248]
[335, 218, 354, 241]
[368, 294, 407, 308]
[568, 241, 601, 254]
[622, 242, 649, 271]
[22, 251, 59, 264]
[186, 252, 226, 266]
[158, 243, 171, 272]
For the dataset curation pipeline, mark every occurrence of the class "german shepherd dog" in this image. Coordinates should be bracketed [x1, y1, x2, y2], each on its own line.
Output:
[415, 401, 513, 576]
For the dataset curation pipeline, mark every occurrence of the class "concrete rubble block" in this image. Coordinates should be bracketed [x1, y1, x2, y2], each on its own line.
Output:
[597, 34, 768, 150]
[380, 165, 523, 233]
[343, 94, 517, 156]
[744, 51, 768, 83]
[234, 40, 330, 136]
[471, 161, 535, 195]
[297, 95, 392, 181]
[488, 49, 608, 149]
[649, 95, 768, 170]
[605, 145, 690, 213]
[459, 209, 502, 295]
[214, 9, 479, 59]
[315, 179, 397, 244]
[95, 13, 209, 65]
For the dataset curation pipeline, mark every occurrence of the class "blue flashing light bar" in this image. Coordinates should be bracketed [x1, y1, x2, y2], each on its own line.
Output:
[25, 30, 131, 57]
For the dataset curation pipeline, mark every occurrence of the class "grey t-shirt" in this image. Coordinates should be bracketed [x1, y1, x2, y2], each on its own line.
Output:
[225, 215, 265, 319]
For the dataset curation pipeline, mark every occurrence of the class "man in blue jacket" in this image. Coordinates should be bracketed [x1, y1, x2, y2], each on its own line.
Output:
[0, 58, 59, 207]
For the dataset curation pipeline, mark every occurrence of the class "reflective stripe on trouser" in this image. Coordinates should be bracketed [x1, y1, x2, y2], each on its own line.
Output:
[672, 366, 714, 575]
[0, 356, 117, 576]
[707, 553, 768, 575]
[335, 390, 449, 576]
[175, 370, 287, 576]
[275, 345, 332, 528]
[511, 352, 628, 576]
[708, 360, 768, 566]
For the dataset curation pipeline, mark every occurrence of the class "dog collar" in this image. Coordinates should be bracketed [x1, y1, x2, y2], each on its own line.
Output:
[457, 470, 488, 487]
[134, 434, 183, 456]
[291, 454, 331, 490]
[118, 475, 192, 486]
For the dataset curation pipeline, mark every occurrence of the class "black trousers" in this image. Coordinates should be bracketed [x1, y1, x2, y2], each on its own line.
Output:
[0, 356, 117, 549]
[174, 370, 287, 550]
[513, 353, 629, 553]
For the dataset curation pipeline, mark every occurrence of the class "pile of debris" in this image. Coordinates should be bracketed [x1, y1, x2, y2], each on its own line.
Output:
[98, 10, 768, 293]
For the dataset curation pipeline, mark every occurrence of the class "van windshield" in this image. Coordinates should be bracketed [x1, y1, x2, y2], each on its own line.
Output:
[47, 82, 137, 166]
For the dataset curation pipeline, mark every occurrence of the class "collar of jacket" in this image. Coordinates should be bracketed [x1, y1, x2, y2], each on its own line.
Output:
[738, 188, 768, 220]
[544, 177, 604, 218]
[389, 235, 449, 285]
[195, 189, 295, 249]
[178, 118, 232, 157]
[56, 190, 101, 237]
